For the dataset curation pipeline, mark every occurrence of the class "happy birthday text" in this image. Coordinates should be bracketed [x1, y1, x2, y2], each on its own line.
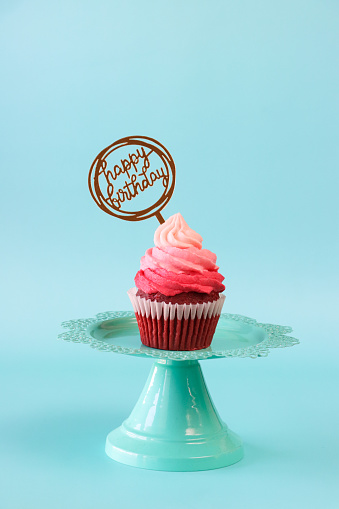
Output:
[98, 148, 169, 210]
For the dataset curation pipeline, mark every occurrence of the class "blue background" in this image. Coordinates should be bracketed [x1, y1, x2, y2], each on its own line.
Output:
[1, 1, 338, 507]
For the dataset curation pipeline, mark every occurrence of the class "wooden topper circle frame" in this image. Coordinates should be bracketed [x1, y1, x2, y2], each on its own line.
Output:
[88, 136, 176, 222]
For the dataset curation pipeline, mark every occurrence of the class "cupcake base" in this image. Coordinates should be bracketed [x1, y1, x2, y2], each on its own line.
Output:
[128, 287, 225, 351]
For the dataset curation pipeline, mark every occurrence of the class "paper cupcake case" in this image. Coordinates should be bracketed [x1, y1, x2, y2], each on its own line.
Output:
[128, 287, 225, 351]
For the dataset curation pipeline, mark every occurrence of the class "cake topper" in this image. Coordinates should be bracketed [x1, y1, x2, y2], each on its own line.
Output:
[88, 136, 176, 224]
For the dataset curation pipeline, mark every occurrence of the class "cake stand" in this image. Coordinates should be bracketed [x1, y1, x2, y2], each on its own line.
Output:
[59, 312, 299, 471]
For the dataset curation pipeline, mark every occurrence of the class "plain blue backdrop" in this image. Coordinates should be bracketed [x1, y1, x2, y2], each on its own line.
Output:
[1, 1, 338, 508]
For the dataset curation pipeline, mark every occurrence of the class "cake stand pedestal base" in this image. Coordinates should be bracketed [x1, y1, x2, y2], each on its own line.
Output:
[105, 359, 243, 471]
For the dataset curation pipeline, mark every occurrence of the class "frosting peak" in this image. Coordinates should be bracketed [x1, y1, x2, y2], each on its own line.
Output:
[154, 213, 203, 249]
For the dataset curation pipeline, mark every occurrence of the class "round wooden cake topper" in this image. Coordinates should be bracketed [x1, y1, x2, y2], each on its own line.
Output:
[88, 136, 175, 224]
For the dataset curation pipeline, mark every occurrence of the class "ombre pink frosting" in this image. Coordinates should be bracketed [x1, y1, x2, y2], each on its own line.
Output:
[134, 213, 226, 297]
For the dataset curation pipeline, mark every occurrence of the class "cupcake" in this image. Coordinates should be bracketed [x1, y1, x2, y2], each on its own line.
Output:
[128, 213, 225, 351]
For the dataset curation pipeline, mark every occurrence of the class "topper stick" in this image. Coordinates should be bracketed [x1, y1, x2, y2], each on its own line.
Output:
[155, 211, 165, 224]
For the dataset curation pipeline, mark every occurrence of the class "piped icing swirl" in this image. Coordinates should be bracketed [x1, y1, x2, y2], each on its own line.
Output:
[154, 213, 202, 249]
[135, 213, 225, 297]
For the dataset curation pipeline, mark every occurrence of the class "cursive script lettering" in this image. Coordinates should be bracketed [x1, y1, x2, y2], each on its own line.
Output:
[99, 148, 169, 210]
[89, 135, 176, 223]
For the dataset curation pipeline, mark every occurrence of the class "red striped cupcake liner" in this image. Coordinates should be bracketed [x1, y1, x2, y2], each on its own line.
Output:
[128, 287, 225, 351]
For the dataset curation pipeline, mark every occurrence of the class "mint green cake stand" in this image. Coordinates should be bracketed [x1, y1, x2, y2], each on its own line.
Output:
[59, 312, 299, 471]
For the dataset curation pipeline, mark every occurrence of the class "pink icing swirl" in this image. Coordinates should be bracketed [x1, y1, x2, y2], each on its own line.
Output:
[140, 246, 218, 274]
[154, 213, 202, 249]
[135, 213, 225, 297]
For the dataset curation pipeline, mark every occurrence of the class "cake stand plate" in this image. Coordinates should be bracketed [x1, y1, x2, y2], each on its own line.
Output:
[59, 312, 299, 471]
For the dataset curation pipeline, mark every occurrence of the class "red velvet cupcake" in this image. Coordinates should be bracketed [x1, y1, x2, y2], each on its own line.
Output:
[128, 213, 225, 351]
